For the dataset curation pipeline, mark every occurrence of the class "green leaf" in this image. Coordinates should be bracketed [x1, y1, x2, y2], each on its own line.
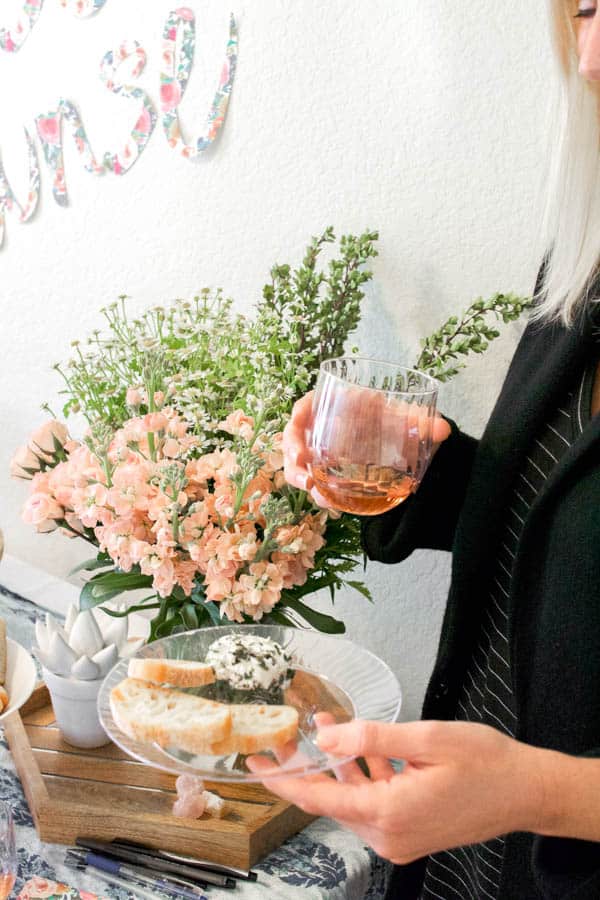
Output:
[68, 556, 113, 577]
[99, 601, 161, 618]
[181, 603, 199, 630]
[265, 609, 299, 628]
[87, 572, 154, 592]
[79, 572, 154, 610]
[282, 596, 345, 633]
[347, 580, 373, 602]
[204, 601, 225, 627]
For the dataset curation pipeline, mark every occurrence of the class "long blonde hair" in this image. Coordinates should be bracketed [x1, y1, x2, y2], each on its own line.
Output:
[537, 0, 600, 324]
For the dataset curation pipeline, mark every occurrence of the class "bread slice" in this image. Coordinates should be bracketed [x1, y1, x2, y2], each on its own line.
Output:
[210, 704, 299, 755]
[110, 678, 230, 754]
[127, 657, 215, 688]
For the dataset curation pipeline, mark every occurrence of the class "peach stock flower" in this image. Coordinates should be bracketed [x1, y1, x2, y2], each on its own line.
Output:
[15, 406, 334, 624]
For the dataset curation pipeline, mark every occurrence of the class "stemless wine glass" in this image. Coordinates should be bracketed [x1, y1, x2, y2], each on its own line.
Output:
[0, 802, 17, 900]
[309, 357, 439, 516]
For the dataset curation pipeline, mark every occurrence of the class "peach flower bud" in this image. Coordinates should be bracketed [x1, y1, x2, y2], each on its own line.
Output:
[162, 438, 180, 458]
[126, 388, 143, 407]
[23, 493, 64, 526]
[153, 391, 165, 407]
[143, 412, 168, 432]
[29, 420, 69, 457]
[10, 445, 42, 479]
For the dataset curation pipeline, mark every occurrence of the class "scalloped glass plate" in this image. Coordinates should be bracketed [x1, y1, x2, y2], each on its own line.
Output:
[98, 625, 402, 782]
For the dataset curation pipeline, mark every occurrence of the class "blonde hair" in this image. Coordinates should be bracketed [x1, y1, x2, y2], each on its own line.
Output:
[536, 0, 600, 324]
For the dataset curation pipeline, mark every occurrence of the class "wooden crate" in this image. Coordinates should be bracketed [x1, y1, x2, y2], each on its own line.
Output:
[4, 685, 314, 870]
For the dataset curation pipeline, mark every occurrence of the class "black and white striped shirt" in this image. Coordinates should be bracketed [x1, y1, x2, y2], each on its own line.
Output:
[420, 362, 596, 900]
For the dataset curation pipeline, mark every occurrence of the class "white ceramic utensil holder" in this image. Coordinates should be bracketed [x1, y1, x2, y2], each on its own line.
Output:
[42, 665, 110, 749]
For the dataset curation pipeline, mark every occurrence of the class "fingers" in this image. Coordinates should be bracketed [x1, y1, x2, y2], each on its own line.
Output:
[432, 415, 451, 444]
[246, 754, 332, 784]
[316, 719, 443, 764]
[364, 756, 396, 781]
[282, 393, 316, 492]
[246, 766, 377, 819]
[314, 712, 369, 785]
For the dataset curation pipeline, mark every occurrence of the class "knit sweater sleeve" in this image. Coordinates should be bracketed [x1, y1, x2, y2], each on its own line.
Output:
[532, 748, 600, 900]
[360, 418, 478, 563]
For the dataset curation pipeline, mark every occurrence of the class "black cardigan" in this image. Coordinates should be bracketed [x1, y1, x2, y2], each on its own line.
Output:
[362, 306, 600, 899]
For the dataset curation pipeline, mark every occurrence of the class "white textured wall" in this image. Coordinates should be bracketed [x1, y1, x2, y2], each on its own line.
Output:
[0, 1, 554, 720]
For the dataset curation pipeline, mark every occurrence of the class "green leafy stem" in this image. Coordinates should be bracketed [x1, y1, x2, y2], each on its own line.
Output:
[414, 292, 532, 382]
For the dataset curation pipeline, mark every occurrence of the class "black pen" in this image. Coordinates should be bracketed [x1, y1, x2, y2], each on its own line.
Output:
[157, 847, 258, 882]
[115, 841, 258, 882]
[76, 838, 236, 889]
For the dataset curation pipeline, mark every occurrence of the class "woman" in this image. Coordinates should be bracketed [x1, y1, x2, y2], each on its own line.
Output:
[248, 3, 600, 898]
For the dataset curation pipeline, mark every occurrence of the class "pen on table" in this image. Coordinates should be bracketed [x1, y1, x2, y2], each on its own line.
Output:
[156, 847, 258, 882]
[111, 840, 257, 882]
[66, 849, 208, 900]
[65, 857, 159, 900]
[76, 838, 236, 889]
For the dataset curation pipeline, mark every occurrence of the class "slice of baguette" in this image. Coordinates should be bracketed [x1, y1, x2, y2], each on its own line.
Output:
[128, 657, 215, 688]
[110, 678, 230, 754]
[210, 704, 299, 755]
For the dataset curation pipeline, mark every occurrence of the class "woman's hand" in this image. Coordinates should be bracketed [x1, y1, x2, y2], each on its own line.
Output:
[283, 392, 452, 508]
[248, 718, 553, 865]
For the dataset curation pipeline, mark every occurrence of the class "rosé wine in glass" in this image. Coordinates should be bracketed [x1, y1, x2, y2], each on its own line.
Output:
[309, 358, 439, 516]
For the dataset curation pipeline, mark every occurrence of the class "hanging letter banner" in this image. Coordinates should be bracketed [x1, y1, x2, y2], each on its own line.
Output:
[0, 5, 238, 245]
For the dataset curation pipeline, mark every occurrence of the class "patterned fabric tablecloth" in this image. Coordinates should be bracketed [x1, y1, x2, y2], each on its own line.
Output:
[0, 583, 391, 900]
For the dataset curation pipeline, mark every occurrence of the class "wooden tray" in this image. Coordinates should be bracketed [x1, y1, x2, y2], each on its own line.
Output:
[4, 684, 314, 869]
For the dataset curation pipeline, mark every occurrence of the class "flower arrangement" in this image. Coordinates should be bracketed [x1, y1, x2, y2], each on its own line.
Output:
[11, 228, 531, 641]
[12, 229, 378, 639]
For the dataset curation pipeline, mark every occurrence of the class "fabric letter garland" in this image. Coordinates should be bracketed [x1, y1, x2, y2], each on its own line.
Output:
[161, 7, 238, 159]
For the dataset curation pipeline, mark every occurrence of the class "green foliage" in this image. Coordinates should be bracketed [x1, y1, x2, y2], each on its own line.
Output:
[415, 293, 532, 382]
[54, 227, 379, 440]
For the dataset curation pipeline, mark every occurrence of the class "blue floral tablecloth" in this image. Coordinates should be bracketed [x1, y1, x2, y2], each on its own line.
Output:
[0, 583, 391, 900]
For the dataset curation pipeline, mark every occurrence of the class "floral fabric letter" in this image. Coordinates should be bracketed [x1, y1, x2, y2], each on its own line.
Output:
[100, 41, 157, 175]
[35, 101, 104, 206]
[161, 7, 238, 159]
[0, 0, 44, 53]
[0, 129, 40, 245]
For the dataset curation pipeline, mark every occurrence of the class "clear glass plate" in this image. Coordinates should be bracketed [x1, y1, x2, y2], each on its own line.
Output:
[98, 624, 402, 782]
